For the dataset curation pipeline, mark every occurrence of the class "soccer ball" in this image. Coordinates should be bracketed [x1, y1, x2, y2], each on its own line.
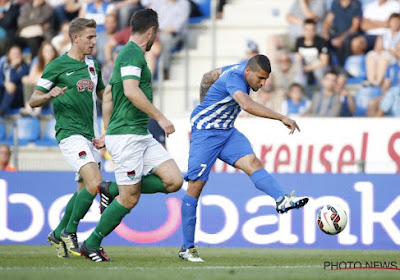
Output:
[316, 204, 347, 235]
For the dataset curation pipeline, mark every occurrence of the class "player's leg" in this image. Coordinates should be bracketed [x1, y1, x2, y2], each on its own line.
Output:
[235, 154, 308, 213]
[47, 191, 77, 258]
[65, 163, 102, 230]
[178, 179, 206, 262]
[98, 138, 183, 213]
[52, 191, 78, 239]
[81, 183, 139, 262]
[234, 154, 285, 200]
[220, 129, 308, 213]
[179, 129, 226, 262]
[143, 137, 183, 193]
[58, 135, 103, 256]
[61, 162, 102, 256]
[82, 134, 145, 262]
[99, 172, 174, 212]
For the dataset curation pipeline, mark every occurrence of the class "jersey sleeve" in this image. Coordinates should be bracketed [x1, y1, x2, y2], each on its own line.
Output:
[118, 50, 145, 81]
[226, 71, 248, 96]
[35, 61, 59, 93]
[319, 37, 329, 54]
[354, 1, 362, 17]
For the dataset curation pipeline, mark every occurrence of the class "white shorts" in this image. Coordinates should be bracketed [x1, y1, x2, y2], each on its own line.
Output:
[59, 135, 101, 181]
[105, 134, 172, 185]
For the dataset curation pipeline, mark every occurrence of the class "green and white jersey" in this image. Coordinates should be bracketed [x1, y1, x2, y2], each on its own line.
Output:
[107, 41, 153, 136]
[36, 54, 105, 143]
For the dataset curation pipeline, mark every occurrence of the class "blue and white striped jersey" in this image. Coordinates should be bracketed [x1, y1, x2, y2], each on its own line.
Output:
[190, 63, 250, 130]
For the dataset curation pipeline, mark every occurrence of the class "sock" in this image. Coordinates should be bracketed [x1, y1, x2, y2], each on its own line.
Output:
[107, 175, 167, 197]
[54, 192, 77, 240]
[65, 187, 96, 233]
[250, 169, 285, 201]
[108, 181, 119, 197]
[141, 174, 168, 194]
[85, 199, 130, 249]
[181, 194, 198, 250]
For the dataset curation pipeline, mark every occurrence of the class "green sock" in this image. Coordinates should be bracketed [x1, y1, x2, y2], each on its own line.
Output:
[141, 174, 168, 194]
[54, 192, 77, 240]
[108, 181, 119, 197]
[107, 175, 167, 197]
[85, 199, 130, 249]
[65, 188, 95, 233]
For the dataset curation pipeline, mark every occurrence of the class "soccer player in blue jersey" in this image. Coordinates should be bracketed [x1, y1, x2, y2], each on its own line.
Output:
[178, 54, 309, 262]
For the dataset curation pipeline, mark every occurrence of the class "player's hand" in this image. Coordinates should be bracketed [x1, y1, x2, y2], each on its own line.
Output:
[281, 117, 300, 135]
[92, 134, 106, 149]
[158, 117, 175, 137]
[49, 86, 67, 98]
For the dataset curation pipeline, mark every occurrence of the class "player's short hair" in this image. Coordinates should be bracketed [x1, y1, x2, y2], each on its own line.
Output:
[289, 83, 304, 92]
[304, 18, 316, 26]
[130, 8, 159, 35]
[324, 69, 338, 77]
[246, 54, 272, 74]
[69, 18, 97, 41]
[389, 12, 400, 21]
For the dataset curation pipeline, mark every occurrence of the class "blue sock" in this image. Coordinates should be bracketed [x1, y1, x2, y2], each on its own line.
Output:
[181, 194, 198, 250]
[250, 169, 285, 201]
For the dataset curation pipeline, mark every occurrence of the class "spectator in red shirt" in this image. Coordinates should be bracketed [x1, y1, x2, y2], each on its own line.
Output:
[104, 25, 161, 77]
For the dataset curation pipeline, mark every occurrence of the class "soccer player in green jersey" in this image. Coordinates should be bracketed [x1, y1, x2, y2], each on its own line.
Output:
[29, 18, 110, 258]
[81, 9, 183, 262]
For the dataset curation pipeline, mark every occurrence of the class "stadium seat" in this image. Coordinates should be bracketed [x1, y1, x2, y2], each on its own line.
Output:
[35, 118, 58, 146]
[4, 117, 40, 146]
[353, 86, 382, 116]
[189, 0, 210, 23]
[344, 55, 367, 84]
[6, 108, 21, 115]
[41, 106, 54, 116]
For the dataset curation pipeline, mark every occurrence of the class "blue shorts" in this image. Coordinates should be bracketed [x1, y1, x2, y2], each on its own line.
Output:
[185, 127, 254, 182]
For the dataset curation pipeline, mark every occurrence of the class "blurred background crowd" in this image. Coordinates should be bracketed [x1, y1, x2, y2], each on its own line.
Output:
[1, 0, 400, 171]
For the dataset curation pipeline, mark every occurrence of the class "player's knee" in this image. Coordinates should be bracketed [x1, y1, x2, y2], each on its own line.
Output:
[120, 193, 140, 209]
[165, 174, 183, 193]
[86, 181, 101, 195]
[250, 157, 263, 170]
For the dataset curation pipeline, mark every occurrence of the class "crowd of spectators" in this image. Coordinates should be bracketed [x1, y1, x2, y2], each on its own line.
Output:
[0, 0, 398, 140]
[0, 0, 196, 120]
[258, 0, 400, 118]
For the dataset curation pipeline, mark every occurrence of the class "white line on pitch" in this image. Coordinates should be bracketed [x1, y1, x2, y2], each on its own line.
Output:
[0, 265, 321, 270]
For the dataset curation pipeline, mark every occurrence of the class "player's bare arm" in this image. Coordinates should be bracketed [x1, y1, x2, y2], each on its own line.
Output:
[29, 87, 67, 108]
[123, 79, 175, 136]
[101, 84, 113, 131]
[233, 90, 300, 134]
[199, 68, 222, 102]
[92, 86, 111, 149]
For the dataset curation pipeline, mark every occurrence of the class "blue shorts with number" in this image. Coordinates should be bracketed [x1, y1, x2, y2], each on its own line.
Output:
[184, 127, 254, 182]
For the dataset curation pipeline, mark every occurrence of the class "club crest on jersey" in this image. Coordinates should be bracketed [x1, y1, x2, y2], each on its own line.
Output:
[127, 170, 136, 179]
[78, 151, 87, 159]
[77, 79, 94, 92]
[89, 66, 95, 76]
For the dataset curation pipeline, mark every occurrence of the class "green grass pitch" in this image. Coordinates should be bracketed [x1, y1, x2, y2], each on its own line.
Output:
[0, 245, 399, 280]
